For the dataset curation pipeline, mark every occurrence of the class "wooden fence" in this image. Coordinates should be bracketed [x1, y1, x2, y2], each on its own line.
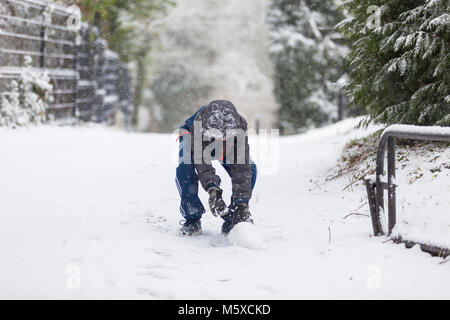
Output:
[0, 0, 133, 125]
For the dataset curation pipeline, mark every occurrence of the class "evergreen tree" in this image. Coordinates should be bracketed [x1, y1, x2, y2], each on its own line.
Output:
[340, 0, 450, 126]
[268, 0, 348, 133]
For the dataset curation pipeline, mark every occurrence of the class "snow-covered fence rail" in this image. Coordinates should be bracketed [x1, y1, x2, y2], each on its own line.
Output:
[365, 125, 450, 257]
[0, 0, 133, 125]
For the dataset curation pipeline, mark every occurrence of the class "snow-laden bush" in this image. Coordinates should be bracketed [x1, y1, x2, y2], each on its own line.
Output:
[0, 56, 54, 127]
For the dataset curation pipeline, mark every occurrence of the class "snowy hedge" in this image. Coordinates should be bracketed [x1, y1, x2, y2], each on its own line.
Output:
[0, 56, 54, 127]
[340, 0, 450, 127]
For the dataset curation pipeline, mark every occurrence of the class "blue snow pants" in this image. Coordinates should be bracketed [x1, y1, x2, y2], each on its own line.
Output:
[175, 136, 257, 221]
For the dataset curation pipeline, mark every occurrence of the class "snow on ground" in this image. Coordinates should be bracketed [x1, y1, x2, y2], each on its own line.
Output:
[390, 142, 450, 249]
[0, 120, 449, 299]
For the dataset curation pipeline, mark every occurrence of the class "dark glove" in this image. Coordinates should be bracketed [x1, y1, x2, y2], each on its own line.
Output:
[229, 203, 253, 226]
[207, 187, 228, 217]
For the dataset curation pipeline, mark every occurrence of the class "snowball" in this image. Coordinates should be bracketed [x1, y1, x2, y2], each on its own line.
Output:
[227, 223, 265, 250]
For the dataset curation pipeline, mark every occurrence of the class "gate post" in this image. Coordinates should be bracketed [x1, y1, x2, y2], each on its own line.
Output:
[387, 137, 396, 235]
[365, 177, 380, 235]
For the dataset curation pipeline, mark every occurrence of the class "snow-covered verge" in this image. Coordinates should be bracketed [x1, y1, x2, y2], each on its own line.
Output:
[1, 120, 450, 299]
[338, 128, 450, 249]
[389, 142, 449, 249]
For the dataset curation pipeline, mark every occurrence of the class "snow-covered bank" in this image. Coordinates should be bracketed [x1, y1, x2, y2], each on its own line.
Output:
[0, 121, 449, 299]
[388, 142, 450, 249]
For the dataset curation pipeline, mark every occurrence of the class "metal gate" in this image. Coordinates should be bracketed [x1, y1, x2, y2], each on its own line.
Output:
[365, 124, 450, 257]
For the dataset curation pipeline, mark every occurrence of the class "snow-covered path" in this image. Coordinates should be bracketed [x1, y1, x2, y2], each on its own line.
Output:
[1, 121, 449, 299]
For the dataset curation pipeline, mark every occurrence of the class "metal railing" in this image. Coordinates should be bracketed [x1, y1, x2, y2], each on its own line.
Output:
[365, 124, 450, 257]
[0, 0, 133, 125]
